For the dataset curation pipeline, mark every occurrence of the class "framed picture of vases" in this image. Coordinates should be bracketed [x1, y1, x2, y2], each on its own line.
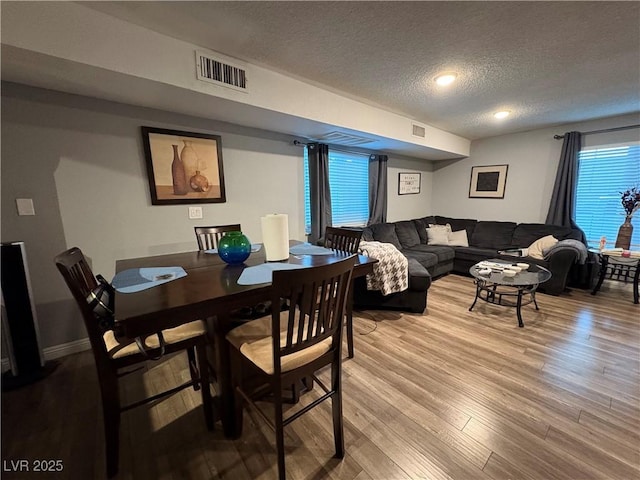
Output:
[141, 126, 226, 205]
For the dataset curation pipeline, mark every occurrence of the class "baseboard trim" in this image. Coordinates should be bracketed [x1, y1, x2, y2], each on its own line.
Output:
[1, 337, 91, 372]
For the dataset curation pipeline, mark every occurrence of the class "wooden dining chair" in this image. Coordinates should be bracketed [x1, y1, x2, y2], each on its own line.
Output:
[194, 224, 242, 250]
[324, 227, 363, 358]
[54, 247, 213, 478]
[226, 256, 355, 480]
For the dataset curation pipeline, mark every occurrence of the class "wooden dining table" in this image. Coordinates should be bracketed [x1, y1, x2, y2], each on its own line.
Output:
[114, 242, 376, 438]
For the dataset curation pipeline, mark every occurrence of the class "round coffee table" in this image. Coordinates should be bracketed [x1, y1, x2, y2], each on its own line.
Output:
[469, 259, 552, 327]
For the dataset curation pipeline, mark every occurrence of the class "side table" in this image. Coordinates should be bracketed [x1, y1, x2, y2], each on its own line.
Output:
[590, 249, 640, 304]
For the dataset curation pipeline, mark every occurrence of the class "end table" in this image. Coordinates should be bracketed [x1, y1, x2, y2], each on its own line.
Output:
[590, 249, 640, 304]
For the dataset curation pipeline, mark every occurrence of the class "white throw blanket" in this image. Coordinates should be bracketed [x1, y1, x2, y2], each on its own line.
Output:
[358, 241, 409, 296]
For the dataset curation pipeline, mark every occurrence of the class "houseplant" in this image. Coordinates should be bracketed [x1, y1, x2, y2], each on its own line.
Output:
[615, 186, 640, 249]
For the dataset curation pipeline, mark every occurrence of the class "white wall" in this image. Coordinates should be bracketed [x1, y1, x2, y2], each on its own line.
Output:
[387, 158, 434, 222]
[1, 83, 432, 349]
[432, 113, 640, 222]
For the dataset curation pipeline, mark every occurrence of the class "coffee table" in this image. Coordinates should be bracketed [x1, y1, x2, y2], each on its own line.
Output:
[469, 259, 552, 327]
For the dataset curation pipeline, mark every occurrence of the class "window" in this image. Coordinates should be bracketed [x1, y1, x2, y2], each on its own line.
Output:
[575, 143, 640, 248]
[303, 149, 369, 234]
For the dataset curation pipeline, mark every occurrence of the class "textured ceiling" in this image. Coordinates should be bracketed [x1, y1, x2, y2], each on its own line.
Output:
[83, 1, 640, 139]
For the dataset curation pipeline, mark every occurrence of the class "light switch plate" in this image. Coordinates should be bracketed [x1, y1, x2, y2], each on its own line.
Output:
[188, 206, 203, 219]
[16, 198, 35, 216]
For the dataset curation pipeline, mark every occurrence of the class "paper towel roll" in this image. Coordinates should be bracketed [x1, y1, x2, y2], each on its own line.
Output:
[261, 214, 289, 261]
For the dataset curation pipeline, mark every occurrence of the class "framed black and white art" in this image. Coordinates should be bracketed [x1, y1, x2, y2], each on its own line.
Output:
[398, 172, 421, 195]
[469, 165, 508, 199]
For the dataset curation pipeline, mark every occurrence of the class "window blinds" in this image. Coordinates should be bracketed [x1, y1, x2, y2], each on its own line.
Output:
[304, 149, 369, 234]
[575, 144, 640, 248]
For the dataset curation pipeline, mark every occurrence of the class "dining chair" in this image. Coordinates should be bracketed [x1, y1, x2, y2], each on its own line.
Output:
[54, 247, 213, 478]
[324, 226, 363, 358]
[226, 256, 355, 480]
[194, 224, 242, 250]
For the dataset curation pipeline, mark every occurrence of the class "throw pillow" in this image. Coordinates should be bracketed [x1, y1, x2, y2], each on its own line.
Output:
[428, 223, 452, 233]
[426, 227, 450, 245]
[528, 235, 558, 259]
[448, 229, 469, 247]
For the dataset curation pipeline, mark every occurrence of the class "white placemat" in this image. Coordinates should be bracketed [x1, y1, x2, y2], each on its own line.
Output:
[112, 267, 187, 293]
[237, 263, 306, 285]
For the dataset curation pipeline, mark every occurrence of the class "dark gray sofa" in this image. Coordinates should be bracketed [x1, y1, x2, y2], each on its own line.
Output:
[354, 215, 587, 313]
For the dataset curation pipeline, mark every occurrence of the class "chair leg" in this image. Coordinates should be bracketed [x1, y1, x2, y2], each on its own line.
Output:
[101, 374, 121, 478]
[229, 349, 245, 435]
[346, 301, 355, 358]
[331, 362, 344, 458]
[196, 343, 214, 431]
[187, 347, 200, 391]
[274, 387, 287, 480]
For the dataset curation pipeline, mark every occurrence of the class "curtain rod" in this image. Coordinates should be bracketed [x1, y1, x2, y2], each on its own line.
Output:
[292, 140, 372, 157]
[553, 124, 640, 139]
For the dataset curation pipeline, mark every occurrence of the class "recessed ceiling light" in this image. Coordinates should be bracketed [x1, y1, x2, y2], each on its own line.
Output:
[494, 110, 510, 119]
[434, 73, 457, 86]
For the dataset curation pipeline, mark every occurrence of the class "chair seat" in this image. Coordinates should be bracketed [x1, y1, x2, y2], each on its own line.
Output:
[226, 312, 331, 375]
[105, 320, 207, 359]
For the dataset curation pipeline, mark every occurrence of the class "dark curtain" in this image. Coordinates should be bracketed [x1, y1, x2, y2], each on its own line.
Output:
[546, 131, 591, 290]
[307, 143, 332, 244]
[546, 131, 582, 232]
[368, 154, 388, 225]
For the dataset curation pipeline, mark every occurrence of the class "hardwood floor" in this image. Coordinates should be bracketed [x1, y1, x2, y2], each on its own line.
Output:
[2, 274, 639, 479]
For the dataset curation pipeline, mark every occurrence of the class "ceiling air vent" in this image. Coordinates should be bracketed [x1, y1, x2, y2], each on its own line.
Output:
[317, 131, 374, 146]
[412, 123, 426, 138]
[195, 51, 248, 93]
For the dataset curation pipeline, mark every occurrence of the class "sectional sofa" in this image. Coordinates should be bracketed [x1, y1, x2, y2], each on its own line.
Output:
[353, 215, 587, 313]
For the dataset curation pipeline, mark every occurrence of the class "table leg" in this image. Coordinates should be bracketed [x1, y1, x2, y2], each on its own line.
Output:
[591, 254, 609, 296]
[516, 289, 524, 328]
[469, 282, 480, 311]
[209, 314, 241, 439]
[346, 286, 355, 359]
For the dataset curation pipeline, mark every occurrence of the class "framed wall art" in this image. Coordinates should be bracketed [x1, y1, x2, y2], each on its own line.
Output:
[141, 127, 226, 205]
[469, 164, 508, 199]
[398, 172, 421, 195]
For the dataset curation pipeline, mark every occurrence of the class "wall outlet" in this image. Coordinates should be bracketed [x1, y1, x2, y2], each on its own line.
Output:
[188, 206, 203, 219]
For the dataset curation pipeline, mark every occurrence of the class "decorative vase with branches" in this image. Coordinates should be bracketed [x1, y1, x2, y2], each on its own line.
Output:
[615, 186, 640, 249]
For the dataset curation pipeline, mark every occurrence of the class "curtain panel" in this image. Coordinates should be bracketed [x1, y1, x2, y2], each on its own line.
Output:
[307, 143, 332, 244]
[368, 154, 388, 225]
[546, 131, 583, 233]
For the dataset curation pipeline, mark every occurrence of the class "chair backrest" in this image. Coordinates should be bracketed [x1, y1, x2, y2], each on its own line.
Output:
[54, 247, 111, 364]
[270, 256, 354, 373]
[324, 227, 363, 254]
[194, 224, 242, 250]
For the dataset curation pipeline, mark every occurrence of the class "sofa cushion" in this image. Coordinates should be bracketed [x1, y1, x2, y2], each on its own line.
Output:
[394, 220, 421, 248]
[470, 221, 517, 249]
[405, 244, 455, 263]
[402, 249, 439, 269]
[406, 258, 431, 291]
[435, 216, 478, 239]
[511, 223, 575, 247]
[453, 246, 499, 262]
[365, 223, 402, 250]
[414, 216, 436, 243]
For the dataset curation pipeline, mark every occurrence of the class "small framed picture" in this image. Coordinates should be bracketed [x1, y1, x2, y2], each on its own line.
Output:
[398, 172, 421, 195]
[141, 127, 226, 205]
[469, 165, 509, 198]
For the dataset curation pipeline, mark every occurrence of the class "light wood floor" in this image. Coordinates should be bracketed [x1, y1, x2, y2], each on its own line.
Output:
[2, 274, 639, 479]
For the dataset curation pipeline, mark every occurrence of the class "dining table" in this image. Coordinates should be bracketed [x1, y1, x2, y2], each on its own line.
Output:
[114, 241, 376, 438]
